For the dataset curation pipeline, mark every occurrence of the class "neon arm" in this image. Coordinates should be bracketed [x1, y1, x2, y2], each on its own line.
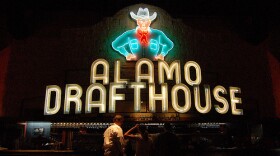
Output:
[112, 31, 132, 57]
[159, 32, 174, 56]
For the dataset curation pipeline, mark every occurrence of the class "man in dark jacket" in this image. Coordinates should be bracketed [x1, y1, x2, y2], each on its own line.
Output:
[153, 123, 181, 156]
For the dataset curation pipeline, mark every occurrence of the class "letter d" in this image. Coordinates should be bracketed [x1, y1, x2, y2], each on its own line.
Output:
[44, 85, 61, 115]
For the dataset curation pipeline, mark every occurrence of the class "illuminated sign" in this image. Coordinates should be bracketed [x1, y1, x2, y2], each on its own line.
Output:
[44, 7, 243, 117]
[112, 8, 174, 61]
[44, 58, 243, 116]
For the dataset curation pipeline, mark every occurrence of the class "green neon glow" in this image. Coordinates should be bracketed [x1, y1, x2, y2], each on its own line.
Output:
[111, 7, 174, 61]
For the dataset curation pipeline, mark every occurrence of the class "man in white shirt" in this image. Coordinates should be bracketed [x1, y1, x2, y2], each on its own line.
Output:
[103, 114, 125, 156]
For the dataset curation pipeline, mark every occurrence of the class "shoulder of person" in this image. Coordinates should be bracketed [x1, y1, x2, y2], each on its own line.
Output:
[150, 28, 164, 34]
[123, 29, 136, 35]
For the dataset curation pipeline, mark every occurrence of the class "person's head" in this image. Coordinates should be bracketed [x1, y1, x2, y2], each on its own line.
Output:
[138, 125, 148, 140]
[130, 8, 157, 32]
[113, 114, 124, 126]
[164, 122, 172, 132]
[138, 125, 147, 134]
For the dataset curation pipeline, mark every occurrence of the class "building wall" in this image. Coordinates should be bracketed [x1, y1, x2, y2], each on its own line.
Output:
[3, 4, 275, 121]
[267, 28, 280, 119]
[267, 52, 280, 118]
[0, 46, 11, 116]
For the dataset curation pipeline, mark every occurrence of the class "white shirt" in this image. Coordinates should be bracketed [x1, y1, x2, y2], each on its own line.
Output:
[103, 123, 125, 156]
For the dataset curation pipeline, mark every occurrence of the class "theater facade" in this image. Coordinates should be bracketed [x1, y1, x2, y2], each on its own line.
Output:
[0, 3, 279, 155]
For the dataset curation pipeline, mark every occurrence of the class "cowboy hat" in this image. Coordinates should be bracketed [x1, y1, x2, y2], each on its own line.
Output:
[130, 8, 157, 21]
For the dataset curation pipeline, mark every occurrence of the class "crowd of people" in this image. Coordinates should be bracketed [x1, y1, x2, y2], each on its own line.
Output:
[103, 114, 181, 156]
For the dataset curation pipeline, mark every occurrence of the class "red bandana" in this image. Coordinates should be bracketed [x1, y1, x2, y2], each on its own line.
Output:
[137, 29, 150, 46]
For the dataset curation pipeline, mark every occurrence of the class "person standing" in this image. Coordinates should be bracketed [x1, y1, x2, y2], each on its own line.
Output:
[153, 123, 181, 156]
[103, 114, 125, 156]
[124, 124, 153, 156]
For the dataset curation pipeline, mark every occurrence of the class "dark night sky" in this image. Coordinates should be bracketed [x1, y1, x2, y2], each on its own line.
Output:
[2, 0, 278, 16]
[0, 0, 280, 60]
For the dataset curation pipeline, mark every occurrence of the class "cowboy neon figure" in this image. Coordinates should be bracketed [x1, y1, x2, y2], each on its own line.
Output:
[112, 8, 174, 61]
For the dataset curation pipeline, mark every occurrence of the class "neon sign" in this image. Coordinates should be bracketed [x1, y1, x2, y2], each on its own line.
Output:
[44, 58, 243, 115]
[112, 8, 174, 61]
[43, 7, 243, 117]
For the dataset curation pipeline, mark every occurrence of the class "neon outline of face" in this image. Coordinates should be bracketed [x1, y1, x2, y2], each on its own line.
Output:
[137, 19, 151, 32]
